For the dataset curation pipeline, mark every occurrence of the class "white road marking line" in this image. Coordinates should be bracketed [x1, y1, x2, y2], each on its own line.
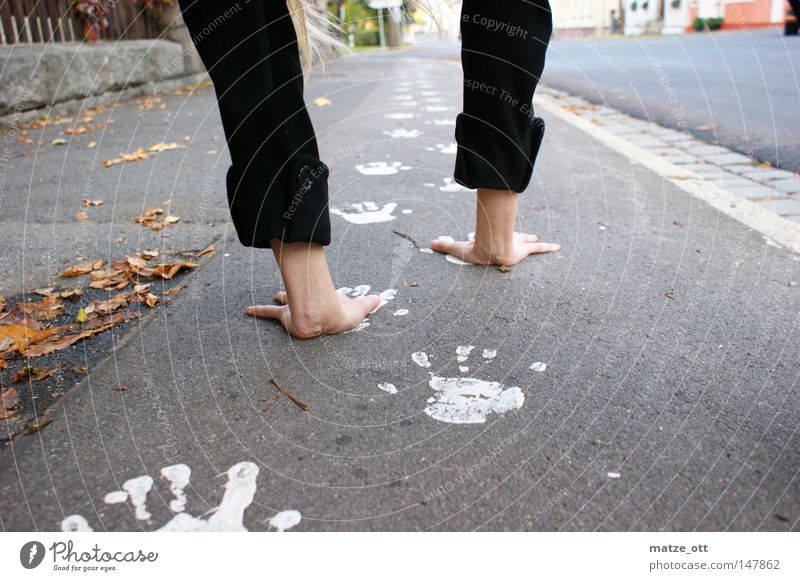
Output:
[537, 94, 800, 254]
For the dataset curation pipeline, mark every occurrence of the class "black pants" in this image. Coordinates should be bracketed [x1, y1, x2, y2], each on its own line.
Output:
[178, 0, 551, 248]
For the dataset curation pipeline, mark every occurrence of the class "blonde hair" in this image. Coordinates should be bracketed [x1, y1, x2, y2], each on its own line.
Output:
[287, 0, 441, 72]
[286, 0, 344, 72]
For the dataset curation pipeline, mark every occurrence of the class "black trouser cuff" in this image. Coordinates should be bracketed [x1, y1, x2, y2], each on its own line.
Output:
[225, 155, 332, 249]
[453, 113, 546, 193]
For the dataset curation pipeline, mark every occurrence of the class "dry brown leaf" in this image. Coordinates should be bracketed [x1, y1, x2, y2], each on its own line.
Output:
[148, 142, 184, 153]
[164, 285, 186, 296]
[0, 388, 20, 420]
[64, 125, 94, 135]
[59, 289, 83, 300]
[81, 199, 104, 208]
[93, 294, 130, 315]
[144, 293, 159, 308]
[33, 287, 55, 296]
[0, 295, 6, 311]
[0, 323, 62, 353]
[0, 354, 6, 370]
[71, 366, 88, 373]
[16, 296, 65, 320]
[103, 147, 151, 168]
[62, 259, 104, 278]
[12, 365, 60, 383]
[22, 311, 141, 358]
[195, 242, 216, 258]
[149, 261, 197, 280]
[133, 207, 176, 230]
[24, 406, 55, 433]
[76, 211, 89, 223]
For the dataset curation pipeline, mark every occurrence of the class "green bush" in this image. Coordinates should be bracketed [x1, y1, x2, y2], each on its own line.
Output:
[353, 28, 381, 46]
[693, 17, 724, 31]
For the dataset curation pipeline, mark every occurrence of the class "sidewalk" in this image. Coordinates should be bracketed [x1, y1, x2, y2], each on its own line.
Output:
[0, 48, 797, 532]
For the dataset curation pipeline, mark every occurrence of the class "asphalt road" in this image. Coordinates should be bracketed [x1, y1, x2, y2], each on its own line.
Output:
[0, 48, 798, 531]
[545, 28, 800, 172]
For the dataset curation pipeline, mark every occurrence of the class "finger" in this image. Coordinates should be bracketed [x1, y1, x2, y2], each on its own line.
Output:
[274, 291, 288, 305]
[245, 304, 288, 323]
[525, 242, 560, 255]
[430, 239, 471, 260]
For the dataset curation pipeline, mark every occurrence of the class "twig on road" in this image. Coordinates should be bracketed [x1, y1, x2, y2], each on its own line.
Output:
[269, 378, 309, 412]
[392, 230, 421, 250]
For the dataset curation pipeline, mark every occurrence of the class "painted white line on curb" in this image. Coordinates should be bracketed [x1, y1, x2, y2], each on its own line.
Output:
[536, 95, 800, 254]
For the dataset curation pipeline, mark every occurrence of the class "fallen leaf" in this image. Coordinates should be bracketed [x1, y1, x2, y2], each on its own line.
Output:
[164, 285, 186, 296]
[103, 147, 151, 168]
[89, 267, 130, 290]
[59, 289, 83, 300]
[195, 242, 216, 258]
[0, 353, 6, 369]
[76, 211, 89, 223]
[144, 293, 159, 308]
[24, 406, 56, 433]
[312, 97, 332, 107]
[133, 207, 171, 230]
[33, 288, 55, 296]
[0, 295, 6, 311]
[93, 293, 130, 315]
[148, 142, 184, 152]
[0, 388, 20, 420]
[76, 308, 87, 323]
[12, 365, 60, 383]
[64, 125, 94, 135]
[87, 141, 97, 148]
[61, 259, 104, 277]
[22, 311, 141, 357]
[149, 261, 197, 280]
[497, 265, 511, 273]
[0, 323, 62, 353]
[16, 295, 65, 320]
[113, 384, 132, 392]
[51, 138, 67, 146]
[71, 366, 88, 373]
[81, 199, 104, 208]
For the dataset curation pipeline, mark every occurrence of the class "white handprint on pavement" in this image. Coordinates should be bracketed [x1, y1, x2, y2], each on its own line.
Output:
[330, 201, 398, 224]
[61, 461, 301, 532]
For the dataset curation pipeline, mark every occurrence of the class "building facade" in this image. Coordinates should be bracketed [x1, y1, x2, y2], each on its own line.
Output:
[625, 0, 787, 35]
[550, 0, 621, 36]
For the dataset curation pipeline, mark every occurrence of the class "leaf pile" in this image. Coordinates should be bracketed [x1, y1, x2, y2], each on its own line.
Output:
[60, 252, 197, 291]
